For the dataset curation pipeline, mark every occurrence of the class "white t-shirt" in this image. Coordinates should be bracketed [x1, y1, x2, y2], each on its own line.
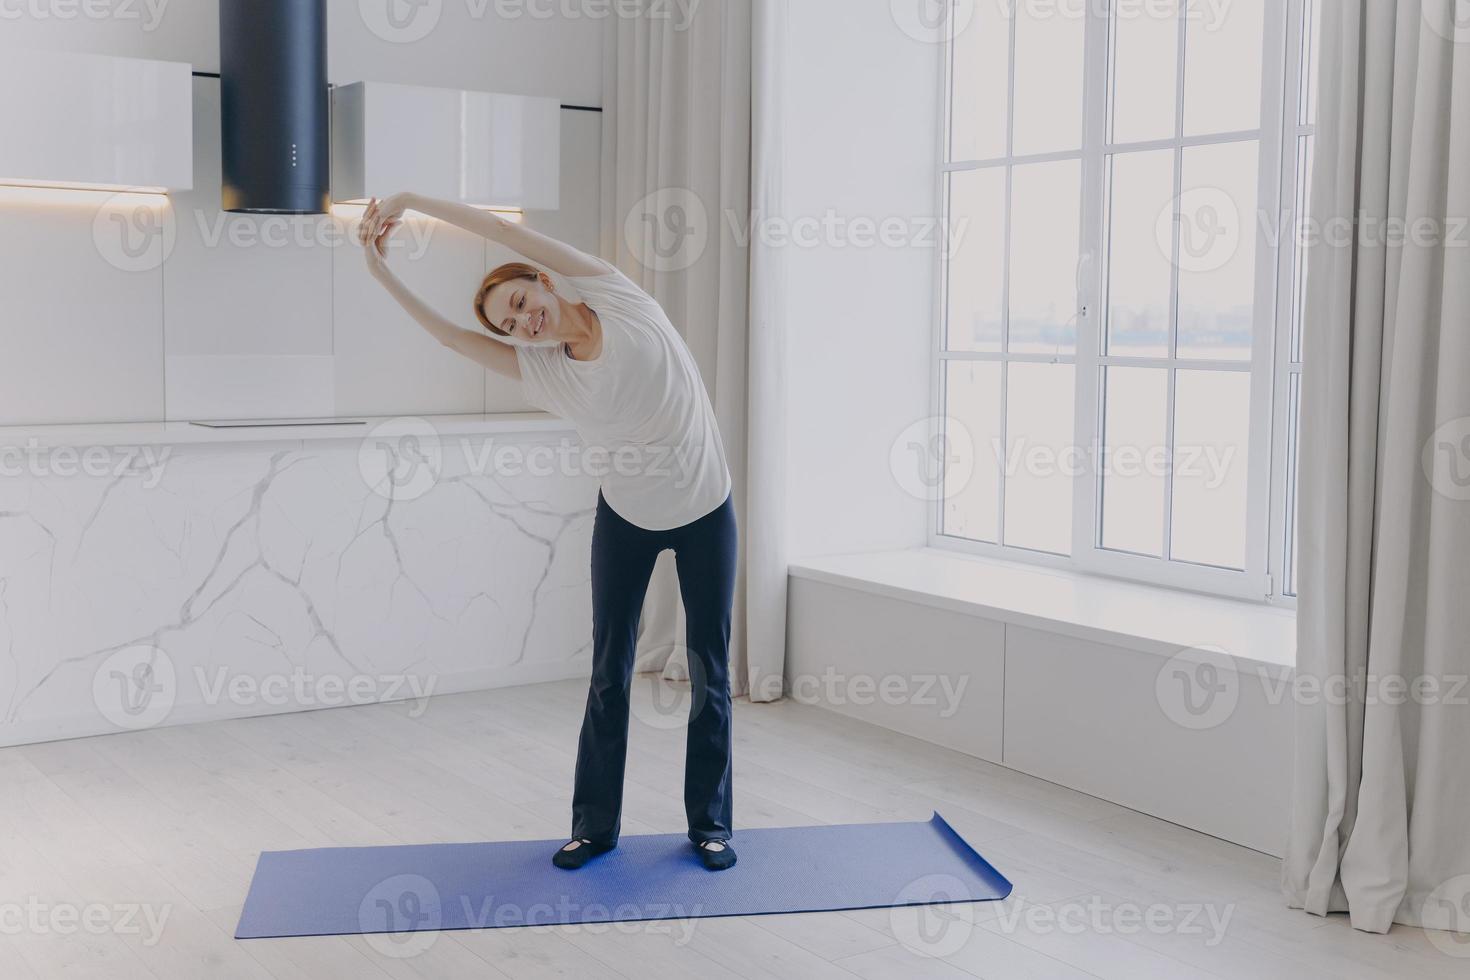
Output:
[515, 266, 732, 531]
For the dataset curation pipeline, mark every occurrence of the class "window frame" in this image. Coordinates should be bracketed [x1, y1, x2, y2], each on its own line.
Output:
[929, 0, 1306, 604]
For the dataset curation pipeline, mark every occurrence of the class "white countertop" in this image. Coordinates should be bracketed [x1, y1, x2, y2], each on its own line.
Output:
[0, 412, 575, 450]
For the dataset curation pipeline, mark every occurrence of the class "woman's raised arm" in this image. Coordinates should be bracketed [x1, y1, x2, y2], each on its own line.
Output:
[358, 212, 522, 379]
[363, 193, 613, 279]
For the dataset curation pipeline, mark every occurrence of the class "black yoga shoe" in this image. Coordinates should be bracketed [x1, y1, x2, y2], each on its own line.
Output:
[552, 837, 615, 869]
[695, 838, 737, 871]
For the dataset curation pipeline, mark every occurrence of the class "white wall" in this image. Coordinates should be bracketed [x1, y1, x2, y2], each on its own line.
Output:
[777, 0, 940, 559]
[0, 1, 605, 425]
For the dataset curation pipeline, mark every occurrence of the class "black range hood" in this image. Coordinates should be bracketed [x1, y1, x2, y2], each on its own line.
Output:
[219, 0, 329, 214]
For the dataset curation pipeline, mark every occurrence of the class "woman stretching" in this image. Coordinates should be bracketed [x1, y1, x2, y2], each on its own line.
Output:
[358, 194, 738, 871]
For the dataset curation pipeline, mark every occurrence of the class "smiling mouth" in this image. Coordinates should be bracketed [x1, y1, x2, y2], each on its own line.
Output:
[531, 310, 544, 337]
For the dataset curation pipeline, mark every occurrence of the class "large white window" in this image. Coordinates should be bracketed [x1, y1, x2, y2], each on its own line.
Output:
[934, 0, 1318, 602]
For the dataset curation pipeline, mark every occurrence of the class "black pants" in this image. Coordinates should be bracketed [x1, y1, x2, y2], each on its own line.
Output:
[571, 489, 737, 846]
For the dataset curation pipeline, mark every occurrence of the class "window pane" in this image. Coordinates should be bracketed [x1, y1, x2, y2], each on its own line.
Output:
[1009, 160, 1080, 354]
[1109, 0, 1179, 144]
[1013, 1, 1084, 155]
[950, 0, 1010, 162]
[942, 361, 1003, 543]
[1004, 362, 1075, 555]
[1290, 135, 1313, 364]
[946, 168, 1006, 352]
[1106, 149, 1174, 357]
[1176, 140, 1258, 361]
[1300, 0, 1322, 127]
[1171, 370, 1250, 569]
[1285, 372, 1301, 596]
[1100, 366, 1168, 557]
[1183, 0, 1264, 136]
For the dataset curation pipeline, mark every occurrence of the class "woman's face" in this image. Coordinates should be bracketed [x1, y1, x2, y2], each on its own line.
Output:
[482, 275, 563, 344]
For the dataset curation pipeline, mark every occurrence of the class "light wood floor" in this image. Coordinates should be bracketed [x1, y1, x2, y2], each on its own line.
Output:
[0, 678, 1457, 979]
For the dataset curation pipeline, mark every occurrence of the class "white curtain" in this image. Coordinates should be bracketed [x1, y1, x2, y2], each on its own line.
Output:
[599, 0, 787, 701]
[1283, 0, 1470, 935]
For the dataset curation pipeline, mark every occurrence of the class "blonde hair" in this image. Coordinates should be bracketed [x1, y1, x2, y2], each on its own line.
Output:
[474, 262, 543, 336]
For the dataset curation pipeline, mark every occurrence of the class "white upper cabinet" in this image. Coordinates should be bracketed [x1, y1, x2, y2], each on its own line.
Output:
[331, 82, 560, 210]
[0, 50, 193, 193]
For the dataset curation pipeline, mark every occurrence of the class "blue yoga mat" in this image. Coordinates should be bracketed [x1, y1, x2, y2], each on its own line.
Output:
[234, 812, 1011, 939]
